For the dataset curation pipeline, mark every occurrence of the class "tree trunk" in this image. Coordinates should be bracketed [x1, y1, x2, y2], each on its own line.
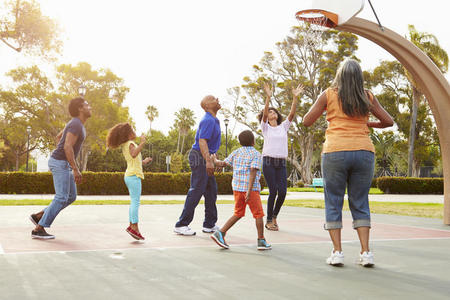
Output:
[407, 87, 420, 177]
[180, 133, 186, 154]
[176, 131, 181, 153]
[15, 151, 20, 171]
[299, 135, 315, 184]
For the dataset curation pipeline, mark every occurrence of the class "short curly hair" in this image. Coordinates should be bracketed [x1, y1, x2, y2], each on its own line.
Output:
[257, 107, 283, 125]
[238, 130, 255, 147]
[106, 122, 133, 149]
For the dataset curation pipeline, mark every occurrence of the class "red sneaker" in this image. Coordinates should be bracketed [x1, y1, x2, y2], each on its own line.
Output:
[126, 226, 145, 240]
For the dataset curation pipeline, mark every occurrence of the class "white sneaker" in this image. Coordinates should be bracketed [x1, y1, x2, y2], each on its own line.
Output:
[326, 250, 344, 266]
[202, 225, 220, 233]
[358, 251, 374, 267]
[173, 226, 196, 236]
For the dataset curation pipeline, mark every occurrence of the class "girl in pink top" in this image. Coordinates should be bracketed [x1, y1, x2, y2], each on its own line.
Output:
[258, 82, 304, 231]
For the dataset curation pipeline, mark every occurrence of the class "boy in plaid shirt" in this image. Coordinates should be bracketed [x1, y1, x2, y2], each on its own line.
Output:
[211, 130, 271, 250]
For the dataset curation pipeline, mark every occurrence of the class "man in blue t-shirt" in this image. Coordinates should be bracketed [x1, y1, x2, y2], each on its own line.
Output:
[174, 95, 222, 236]
[30, 97, 92, 239]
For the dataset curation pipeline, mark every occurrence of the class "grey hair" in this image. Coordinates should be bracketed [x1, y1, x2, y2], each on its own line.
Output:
[331, 59, 371, 117]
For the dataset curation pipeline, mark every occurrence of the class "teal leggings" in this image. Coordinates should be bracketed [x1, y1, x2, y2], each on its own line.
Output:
[124, 175, 141, 224]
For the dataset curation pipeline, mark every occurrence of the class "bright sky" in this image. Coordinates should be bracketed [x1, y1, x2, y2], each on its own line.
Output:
[1, 0, 449, 137]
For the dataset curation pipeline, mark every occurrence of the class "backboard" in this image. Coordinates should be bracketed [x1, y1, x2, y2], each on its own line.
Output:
[299, 0, 365, 26]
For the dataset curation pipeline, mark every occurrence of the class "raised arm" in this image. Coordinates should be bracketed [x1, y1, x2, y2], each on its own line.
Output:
[288, 84, 304, 122]
[367, 93, 394, 128]
[262, 82, 273, 123]
[303, 91, 327, 127]
[129, 134, 146, 158]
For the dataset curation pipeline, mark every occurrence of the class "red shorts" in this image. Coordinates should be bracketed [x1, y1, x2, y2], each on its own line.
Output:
[233, 191, 265, 219]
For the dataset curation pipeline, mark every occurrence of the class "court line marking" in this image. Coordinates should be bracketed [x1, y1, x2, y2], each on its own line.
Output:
[2, 237, 450, 256]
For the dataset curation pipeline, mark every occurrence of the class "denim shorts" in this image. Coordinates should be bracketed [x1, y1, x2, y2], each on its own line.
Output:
[321, 150, 374, 230]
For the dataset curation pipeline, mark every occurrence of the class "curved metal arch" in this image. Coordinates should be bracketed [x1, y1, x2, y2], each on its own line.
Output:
[337, 18, 450, 224]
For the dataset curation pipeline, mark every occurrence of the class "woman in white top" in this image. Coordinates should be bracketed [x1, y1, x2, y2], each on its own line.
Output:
[258, 82, 304, 230]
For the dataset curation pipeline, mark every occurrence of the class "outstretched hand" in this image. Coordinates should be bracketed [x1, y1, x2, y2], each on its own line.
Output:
[263, 82, 274, 97]
[143, 157, 152, 164]
[292, 83, 304, 98]
[139, 133, 146, 144]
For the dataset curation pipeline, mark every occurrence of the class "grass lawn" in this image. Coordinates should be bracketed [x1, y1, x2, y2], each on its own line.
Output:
[0, 198, 443, 219]
[261, 187, 384, 195]
[283, 199, 443, 219]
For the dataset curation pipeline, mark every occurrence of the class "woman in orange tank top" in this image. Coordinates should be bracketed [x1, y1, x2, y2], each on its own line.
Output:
[303, 59, 393, 267]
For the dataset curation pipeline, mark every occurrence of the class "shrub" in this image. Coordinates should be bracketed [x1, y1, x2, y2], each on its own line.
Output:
[295, 180, 305, 188]
[0, 171, 266, 195]
[376, 177, 443, 194]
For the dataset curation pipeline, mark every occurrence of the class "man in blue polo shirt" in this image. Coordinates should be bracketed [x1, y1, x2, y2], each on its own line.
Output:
[174, 95, 222, 235]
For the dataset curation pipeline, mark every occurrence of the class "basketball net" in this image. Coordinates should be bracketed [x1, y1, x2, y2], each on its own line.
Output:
[296, 13, 329, 50]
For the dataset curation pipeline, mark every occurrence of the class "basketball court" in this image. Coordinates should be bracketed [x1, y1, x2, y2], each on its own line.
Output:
[1, 204, 449, 299]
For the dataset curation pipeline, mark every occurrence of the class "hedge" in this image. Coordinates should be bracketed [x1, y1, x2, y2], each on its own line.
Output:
[376, 176, 444, 194]
[0, 172, 266, 195]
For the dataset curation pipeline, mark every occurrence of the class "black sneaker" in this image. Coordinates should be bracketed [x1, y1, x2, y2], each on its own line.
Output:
[31, 228, 55, 239]
[29, 214, 41, 226]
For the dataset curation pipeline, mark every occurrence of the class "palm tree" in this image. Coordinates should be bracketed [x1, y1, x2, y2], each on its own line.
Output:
[145, 105, 159, 136]
[174, 108, 196, 154]
[405, 25, 448, 176]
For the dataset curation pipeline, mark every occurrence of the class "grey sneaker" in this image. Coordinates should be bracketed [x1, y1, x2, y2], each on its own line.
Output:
[31, 228, 55, 239]
[257, 238, 272, 250]
[211, 230, 229, 249]
[202, 225, 220, 233]
[29, 214, 41, 226]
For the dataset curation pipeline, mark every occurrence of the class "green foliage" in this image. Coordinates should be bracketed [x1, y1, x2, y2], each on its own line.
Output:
[376, 176, 443, 194]
[223, 25, 359, 184]
[0, 62, 131, 171]
[170, 152, 183, 173]
[0, 0, 61, 57]
[0, 172, 261, 195]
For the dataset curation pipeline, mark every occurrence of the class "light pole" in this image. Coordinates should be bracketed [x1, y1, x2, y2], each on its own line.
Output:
[78, 84, 87, 98]
[77, 84, 87, 167]
[26, 126, 31, 172]
[224, 118, 229, 157]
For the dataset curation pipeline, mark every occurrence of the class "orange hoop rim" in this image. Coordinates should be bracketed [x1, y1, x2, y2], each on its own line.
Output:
[295, 9, 338, 28]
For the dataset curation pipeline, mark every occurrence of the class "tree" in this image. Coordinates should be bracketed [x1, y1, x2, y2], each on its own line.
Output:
[56, 62, 131, 171]
[0, 62, 131, 171]
[174, 108, 196, 154]
[0, 0, 61, 57]
[405, 25, 448, 176]
[223, 25, 359, 183]
[170, 152, 183, 173]
[145, 105, 158, 135]
[366, 60, 443, 176]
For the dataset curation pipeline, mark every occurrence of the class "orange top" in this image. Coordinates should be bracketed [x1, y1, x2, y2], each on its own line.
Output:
[322, 88, 375, 154]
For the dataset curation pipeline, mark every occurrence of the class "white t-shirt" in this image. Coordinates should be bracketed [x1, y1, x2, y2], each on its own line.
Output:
[261, 119, 291, 158]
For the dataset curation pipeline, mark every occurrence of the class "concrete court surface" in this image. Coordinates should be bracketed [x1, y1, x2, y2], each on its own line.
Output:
[0, 192, 445, 203]
[0, 204, 450, 300]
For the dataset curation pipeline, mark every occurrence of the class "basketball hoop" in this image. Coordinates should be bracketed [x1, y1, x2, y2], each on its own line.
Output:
[295, 9, 338, 28]
[295, 9, 337, 50]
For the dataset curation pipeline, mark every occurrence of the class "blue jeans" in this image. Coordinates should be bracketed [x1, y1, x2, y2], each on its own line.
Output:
[263, 156, 287, 222]
[124, 175, 141, 224]
[321, 150, 375, 230]
[175, 149, 218, 228]
[39, 157, 77, 227]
